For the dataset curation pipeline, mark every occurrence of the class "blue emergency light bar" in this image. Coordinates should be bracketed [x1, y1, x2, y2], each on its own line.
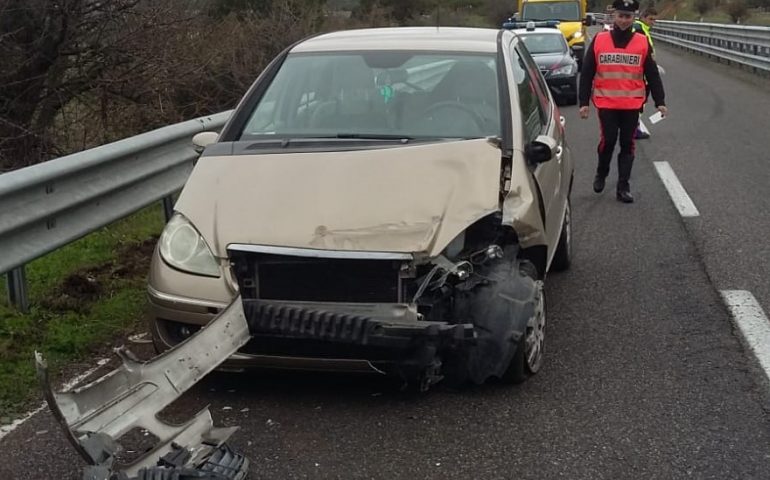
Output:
[502, 20, 561, 30]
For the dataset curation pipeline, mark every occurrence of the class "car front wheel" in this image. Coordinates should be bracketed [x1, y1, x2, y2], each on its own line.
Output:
[501, 280, 546, 384]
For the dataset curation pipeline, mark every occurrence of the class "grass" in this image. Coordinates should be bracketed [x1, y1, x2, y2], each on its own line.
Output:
[662, 2, 770, 26]
[0, 204, 165, 420]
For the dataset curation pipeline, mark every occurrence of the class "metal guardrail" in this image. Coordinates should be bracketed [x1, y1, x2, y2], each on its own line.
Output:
[653, 20, 770, 73]
[0, 110, 232, 311]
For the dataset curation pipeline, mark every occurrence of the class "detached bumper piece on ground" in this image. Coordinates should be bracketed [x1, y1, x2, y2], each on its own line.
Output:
[35, 298, 252, 480]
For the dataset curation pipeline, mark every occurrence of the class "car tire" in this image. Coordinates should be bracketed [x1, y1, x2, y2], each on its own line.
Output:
[566, 92, 578, 106]
[550, 198, 572, 271]
[500, 281, 546, 384]
[449, 255, 544, 386]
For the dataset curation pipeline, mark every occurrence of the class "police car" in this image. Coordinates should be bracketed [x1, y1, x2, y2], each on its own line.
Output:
[504, 20, 580, 105]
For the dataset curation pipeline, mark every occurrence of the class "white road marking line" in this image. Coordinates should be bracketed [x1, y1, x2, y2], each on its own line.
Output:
[721, 290, 770, 383]
[653, 161, 700, 218]
[0, 357, 110, 442]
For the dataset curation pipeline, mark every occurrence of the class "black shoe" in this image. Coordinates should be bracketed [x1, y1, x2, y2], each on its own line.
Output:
[593, 175, 606, 193]
[616, 190, 634, 203]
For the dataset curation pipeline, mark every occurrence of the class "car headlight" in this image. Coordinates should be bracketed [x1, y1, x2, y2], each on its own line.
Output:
[552, 63, 576, 76]
[572, 31, 584, 40]
[159, 214, 220, 277]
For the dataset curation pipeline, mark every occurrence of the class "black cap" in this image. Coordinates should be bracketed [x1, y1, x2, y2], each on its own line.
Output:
[611, 0, 639, 12]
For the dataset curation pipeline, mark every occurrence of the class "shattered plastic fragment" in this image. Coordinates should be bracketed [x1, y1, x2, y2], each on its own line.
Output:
[36, 299, 252, 480]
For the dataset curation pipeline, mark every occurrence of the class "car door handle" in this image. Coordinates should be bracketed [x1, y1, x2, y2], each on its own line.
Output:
[555, 145, 563, 162]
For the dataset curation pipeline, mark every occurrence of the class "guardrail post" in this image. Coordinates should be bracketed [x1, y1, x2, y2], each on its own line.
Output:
[6, 266, 29, 313]
[162, 195, 175, 222]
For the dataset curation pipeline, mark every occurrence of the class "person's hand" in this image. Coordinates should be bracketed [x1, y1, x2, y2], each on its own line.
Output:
[657, 105, 668, 117]
[579, 106, 589, 119]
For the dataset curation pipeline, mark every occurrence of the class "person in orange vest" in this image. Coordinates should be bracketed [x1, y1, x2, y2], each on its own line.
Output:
[578, 0, 667, 203]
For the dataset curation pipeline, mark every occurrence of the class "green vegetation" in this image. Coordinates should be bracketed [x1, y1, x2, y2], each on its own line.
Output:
[0, 205, 165, 419]
[671, 3, 770, 25]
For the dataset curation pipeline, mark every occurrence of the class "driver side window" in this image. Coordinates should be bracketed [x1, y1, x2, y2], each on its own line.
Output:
[509, 43, 549, 143]
[517, 43, 554, 122]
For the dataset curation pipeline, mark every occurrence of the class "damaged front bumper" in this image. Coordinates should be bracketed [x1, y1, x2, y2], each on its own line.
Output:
[37, 294, 476, 479]
[36, 298, 252, 480]
[243, 299, 476, 388]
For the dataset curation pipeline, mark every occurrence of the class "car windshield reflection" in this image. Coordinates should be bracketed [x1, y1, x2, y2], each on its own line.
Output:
[240, 51, 502, 141]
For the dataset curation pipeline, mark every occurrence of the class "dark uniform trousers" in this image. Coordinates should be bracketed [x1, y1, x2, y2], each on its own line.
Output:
[597, 108, 639, 189]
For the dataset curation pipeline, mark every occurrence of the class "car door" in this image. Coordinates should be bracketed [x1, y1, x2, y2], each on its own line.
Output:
[509, 39, 567, 257]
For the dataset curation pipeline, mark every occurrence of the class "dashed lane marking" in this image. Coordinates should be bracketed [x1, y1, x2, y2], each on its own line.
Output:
[721, 290, 770, 385]
[654, 161, 700, 218]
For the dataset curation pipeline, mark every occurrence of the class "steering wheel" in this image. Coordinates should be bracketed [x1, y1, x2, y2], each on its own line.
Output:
[421, 101, 488, 133]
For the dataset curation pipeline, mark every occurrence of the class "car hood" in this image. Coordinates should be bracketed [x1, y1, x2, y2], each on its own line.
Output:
[532, 53, 570, 70]
[175, 138, 502, 258]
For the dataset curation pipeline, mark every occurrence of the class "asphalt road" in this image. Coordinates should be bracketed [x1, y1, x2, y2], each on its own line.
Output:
[2, 44, 770, 480]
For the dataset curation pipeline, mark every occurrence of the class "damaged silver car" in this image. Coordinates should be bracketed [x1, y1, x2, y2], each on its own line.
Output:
[149, 26, 574, 387]
[39, 26, 574, 479]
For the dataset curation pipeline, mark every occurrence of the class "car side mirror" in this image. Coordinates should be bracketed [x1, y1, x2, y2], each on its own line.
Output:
[584, 15, 594, 26]
[526, 135, 557, 164]
[192, 131, 219, 153]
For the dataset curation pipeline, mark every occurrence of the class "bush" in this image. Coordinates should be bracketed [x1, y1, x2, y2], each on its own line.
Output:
[725, 0, 751, 21]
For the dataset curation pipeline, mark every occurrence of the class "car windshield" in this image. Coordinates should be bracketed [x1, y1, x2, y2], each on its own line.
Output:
[239, 51, 501, 141]
[520, 33, 568, 54]
[522, 2, 581, 21]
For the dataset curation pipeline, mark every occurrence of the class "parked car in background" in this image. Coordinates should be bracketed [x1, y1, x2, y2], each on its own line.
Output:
[507, 21, 579, 105]
[148, 26, 575, 388]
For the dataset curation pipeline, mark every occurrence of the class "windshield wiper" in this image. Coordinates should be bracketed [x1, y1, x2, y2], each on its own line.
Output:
[332, 133, 415, 141]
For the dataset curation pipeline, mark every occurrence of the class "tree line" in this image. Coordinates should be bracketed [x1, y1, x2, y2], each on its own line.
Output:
[0, 0, 520, 172]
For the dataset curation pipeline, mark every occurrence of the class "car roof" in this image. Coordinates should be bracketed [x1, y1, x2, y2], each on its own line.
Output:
[291, 27, 500, 54]
[514, 28, 565, 36]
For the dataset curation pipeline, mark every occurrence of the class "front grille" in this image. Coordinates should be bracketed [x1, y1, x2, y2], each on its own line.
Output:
[231, 252, 402, 303]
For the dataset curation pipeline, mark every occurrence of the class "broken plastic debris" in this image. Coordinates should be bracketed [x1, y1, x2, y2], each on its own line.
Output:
[127, 332, 152, 344]
[34, 298, 252, 480]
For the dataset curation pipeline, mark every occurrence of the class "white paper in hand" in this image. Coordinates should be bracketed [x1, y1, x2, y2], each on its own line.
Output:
[649, 111, 665, 124]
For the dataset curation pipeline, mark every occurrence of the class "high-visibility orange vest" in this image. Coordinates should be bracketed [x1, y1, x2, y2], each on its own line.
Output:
[592, 31, 649, 110]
